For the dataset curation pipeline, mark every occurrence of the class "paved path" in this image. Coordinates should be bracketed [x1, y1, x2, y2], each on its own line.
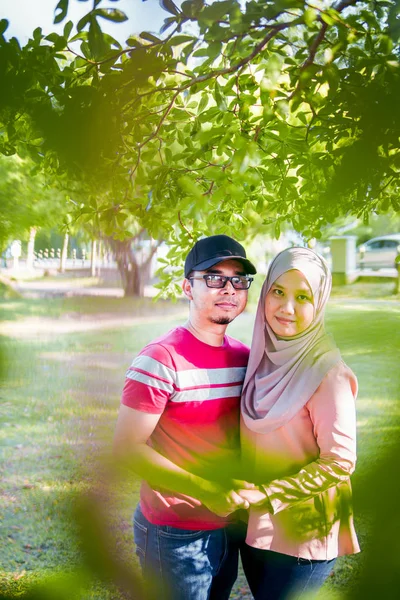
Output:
[13, 279, 159, 298]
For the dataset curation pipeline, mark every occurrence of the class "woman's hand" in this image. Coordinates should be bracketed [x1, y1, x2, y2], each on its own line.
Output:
[237, 487, 271, 508]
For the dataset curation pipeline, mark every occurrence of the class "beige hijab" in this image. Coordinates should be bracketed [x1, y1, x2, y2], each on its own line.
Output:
[241, 247, 341, 434]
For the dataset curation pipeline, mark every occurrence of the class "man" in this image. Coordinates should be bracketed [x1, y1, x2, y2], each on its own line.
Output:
[113, 234, 257, 600]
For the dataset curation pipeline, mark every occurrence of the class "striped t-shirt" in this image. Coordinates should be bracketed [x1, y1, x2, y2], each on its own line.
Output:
[121, 326, 250, 530]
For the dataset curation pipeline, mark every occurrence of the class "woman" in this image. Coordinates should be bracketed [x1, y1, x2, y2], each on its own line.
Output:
[240, 247, 360, 599]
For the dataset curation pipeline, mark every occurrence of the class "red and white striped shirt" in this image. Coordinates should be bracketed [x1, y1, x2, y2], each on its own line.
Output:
[121, 326, 249, 530]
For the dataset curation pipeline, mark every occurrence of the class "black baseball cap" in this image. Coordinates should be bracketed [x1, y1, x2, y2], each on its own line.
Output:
[184, 234, 257, 278]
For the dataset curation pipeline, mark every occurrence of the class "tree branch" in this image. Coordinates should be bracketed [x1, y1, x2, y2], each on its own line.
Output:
[143, 239, 163, 268]
[254, 124, 262, 142]
[139, 89, 181, 149]
[178, 211, 194, 239]
[67, 25, 181, 68]
[203, 181, 215, 196]
[129, 145, 141, 182]
[301, 21, 329, 71]
[129, 22, 292, 171]
[291, 0, 361, 99]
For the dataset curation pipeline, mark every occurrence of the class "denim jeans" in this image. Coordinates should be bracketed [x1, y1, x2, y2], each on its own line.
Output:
[240, 543, 336, 600]
[133, 503, 245, 600]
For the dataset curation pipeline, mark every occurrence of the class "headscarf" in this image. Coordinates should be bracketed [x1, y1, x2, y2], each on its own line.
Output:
[241, 246, 341, 434]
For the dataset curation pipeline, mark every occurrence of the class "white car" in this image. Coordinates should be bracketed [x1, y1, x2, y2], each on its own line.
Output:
[358, 234, 400, 270]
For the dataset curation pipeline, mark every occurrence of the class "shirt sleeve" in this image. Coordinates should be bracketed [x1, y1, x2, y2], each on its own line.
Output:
[121, 343, 176, 414]
[261, 363, 358, 515]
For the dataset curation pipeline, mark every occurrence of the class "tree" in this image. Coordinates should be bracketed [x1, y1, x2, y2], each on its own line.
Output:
[107, 232, 162, 296]
[0, 0, 399, 292]
[0, 154, 68, 255]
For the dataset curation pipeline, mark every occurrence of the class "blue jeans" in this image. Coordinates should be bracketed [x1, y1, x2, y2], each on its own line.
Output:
[133, 504, 244, 600]
[240, 543, 336, 600]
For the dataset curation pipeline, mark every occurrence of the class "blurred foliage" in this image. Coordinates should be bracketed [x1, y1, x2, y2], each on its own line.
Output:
[0, 155, 68, 253]
[341, 212, 400, 244]
[316, 211, 400, 245]
[0, 0, 400, 292]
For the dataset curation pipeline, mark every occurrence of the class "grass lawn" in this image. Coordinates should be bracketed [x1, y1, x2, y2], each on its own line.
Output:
[1, 285, 399, 599]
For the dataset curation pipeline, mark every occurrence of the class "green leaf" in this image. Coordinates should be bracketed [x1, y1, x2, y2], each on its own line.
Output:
[69, 30, 88, 43]
[198, 93, 209, 112]
[54, 0, 69, 24]
[77, 12, 92, 32]
[192, 48, 209, 57]
[45, 33, 61, 43]
[171, 108, 189, 120]
[303, 8, 317, 26]
[140, 32, 162, 44]
[177, 175, 204, 200]
[160, 16, 177, 34]
[181, 0, 205, 18]
[297, 112, 308, 125]
[94, 9, 128, 23]
[165, 148, 173, 163]
[320, 12, 336, 26]
[169, 35, 196, 46]
[160, 0, 180, 16]
[380, 197, 390, 212]
[207, 41, 222, 60]
[200, 1, 232, 25]
[33, 27, 43, 41]
[63, 20, 73, 39]
[0, 19, 9, 35]
[378, 34, 393, 54]
[88, 17, 109, 59]
[126, 37, 143, 48]
[214, 80, 227, 111]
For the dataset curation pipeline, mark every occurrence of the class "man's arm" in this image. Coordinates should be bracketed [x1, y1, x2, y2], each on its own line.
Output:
[113, 404, 251, 516]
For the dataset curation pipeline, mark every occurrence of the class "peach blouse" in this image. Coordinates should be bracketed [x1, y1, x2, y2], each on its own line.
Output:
[241, 361, 360, 560]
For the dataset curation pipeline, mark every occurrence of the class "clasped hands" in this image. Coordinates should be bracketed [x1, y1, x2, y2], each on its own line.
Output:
[201, 479, 269, 517]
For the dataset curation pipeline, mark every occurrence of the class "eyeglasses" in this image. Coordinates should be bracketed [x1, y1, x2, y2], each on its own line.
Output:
[189, 274, 253, 290]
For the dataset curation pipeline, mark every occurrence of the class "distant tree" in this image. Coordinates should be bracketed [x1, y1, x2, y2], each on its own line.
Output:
[0, 155, 67, 255]
[106, 232, 163, 296]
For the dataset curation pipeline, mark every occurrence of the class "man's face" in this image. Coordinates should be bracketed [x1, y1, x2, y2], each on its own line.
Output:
[183, 259, 249, 326]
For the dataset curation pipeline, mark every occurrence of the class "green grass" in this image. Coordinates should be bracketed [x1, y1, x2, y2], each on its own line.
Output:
[1, 293, 399, 598]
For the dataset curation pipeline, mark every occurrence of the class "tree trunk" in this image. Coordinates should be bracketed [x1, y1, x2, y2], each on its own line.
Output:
[97, 240, 102, 276]
[107, 235, 161, 297]
[91, 239, 97, 277]
[122, 263, 143, 297]
[26, 227, 37, 270]
[59, 232, 69, 273]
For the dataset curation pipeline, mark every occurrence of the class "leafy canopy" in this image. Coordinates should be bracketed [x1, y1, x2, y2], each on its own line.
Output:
[1, 0, 399, 284]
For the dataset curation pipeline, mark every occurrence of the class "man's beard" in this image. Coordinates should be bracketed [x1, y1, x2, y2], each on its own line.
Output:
[210, 316, 233, 325]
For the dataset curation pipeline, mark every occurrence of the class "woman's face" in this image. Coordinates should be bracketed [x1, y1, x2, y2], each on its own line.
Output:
[264, 269, 315, 338]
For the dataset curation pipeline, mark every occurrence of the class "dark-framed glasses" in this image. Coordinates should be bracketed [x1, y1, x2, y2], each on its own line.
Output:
[189, 274, 253, 290]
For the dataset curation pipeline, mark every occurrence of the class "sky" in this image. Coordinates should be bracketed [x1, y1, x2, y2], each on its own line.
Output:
[1, 0, 172, 44]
